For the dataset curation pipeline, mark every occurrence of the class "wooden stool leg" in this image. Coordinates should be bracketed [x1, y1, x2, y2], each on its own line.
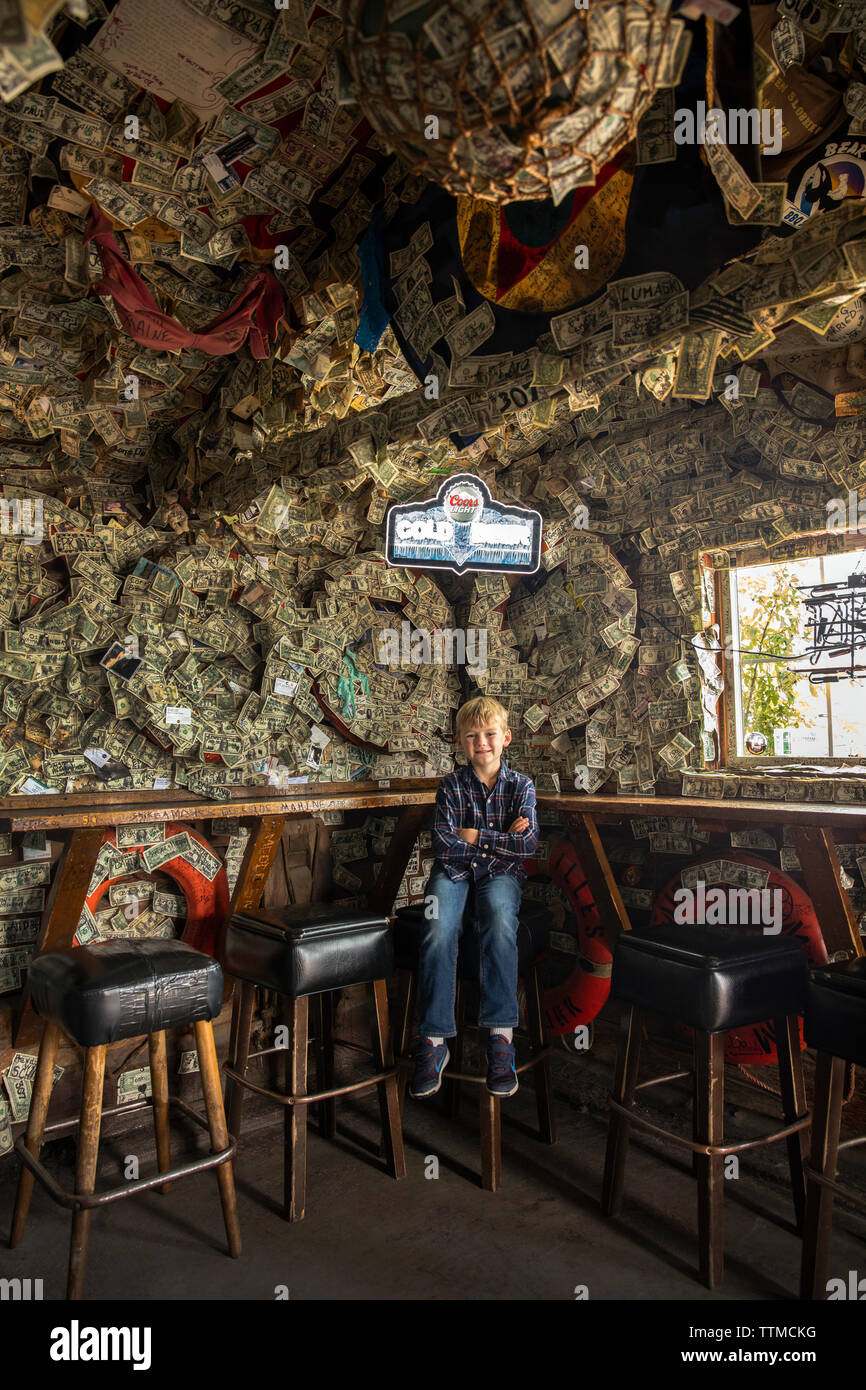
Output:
[525, 963, 556, 1144]
[694, 1030, 725, 1290]
[194, 1020, 242, 1258]
[396, 968, 415, 1117]
[448, 978, 465, 1119]
[480, 1091, 502, 1192]
[9, 1022, 61, 1248]
[224, 979, 243, 1132]
[148, 1030, 172, 1195]
[226, 980, 255, 1141]
[800, 1051, 845, 1300]
[602, 1005, 642, 1217]
[310, 991, 323, 1111]
[775, 1014, 808, 1232]
[67, 1045, 106, 1301]
[284, 996, 308, 1221]
[370, 978, 406, 1179]
[318, 991, 337, 1140]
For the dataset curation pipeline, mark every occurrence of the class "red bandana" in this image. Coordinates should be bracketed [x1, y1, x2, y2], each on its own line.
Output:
[83, 209, 285, 359]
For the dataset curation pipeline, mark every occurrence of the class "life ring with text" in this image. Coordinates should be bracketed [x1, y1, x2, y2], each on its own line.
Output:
[77, 822, 230, 956]
[541, 839, 613, 1035]
[649, 852, 827, 1066]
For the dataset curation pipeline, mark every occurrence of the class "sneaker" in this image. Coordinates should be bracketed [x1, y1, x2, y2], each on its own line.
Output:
[409, 1038, 450, 1099]
[486, 1035, 518, 1098]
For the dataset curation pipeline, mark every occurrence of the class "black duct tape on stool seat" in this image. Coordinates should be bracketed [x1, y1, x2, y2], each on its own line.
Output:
[610, 923, 809, 1033]
[28, 939, 223, 1047]
[393, 899, 550, 978]
[225, 903, 392, 997]
[805, 957, 866, 1068]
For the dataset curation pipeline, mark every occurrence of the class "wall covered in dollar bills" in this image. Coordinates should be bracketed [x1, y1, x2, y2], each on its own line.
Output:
[0, 0, 863, 1021]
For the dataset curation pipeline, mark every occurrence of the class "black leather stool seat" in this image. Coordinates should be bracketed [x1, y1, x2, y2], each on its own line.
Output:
[805, 958, 866, 1067]
[225, 903, 392, 997]
[28, 939, 223, 1047]
[611, 924, 809, 1033]
[393, 899, 550, 977]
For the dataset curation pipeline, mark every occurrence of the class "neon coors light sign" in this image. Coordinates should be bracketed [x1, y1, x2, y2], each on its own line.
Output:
[385, 474, 542, 576]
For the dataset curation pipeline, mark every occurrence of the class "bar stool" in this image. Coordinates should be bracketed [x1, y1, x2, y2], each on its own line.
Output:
[393, 897, 555, 1191]
[800, 957, 866, 1300]
[601, 923, 811, 1289]
[222, 903, 406, 1221]
[9, 939, 241, 1300]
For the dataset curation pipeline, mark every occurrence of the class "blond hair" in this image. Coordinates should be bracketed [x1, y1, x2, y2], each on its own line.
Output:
[456, 695, 509, 739]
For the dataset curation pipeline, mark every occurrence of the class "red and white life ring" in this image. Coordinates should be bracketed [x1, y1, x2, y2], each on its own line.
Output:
[77, 822, 230, 956]
[541, 839, 613, 1035]
[649, 852, 827, 1066]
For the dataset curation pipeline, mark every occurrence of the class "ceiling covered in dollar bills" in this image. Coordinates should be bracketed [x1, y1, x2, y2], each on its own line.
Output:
[0, 0, 862, 799]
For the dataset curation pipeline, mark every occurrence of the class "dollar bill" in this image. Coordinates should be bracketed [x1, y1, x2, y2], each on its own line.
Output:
[153, 888, 187, 917]
[612, 291, 690, 348]
[550, 294, 612, 351]
[725, 183, 787, 226]
[0, 915, 39, 944]
[84, 177, 149, 227]
[636, 88, 676, 165]
[672, 330, 723, 400]
[719, 860, 770, 889]
[181, 836, 223, 881]
[0, 1090, 12, 1155]
[844, 82, 866, 135]
[2, 1052, 63, 1123]
[0, 887, 45, 912]
[681, 860, 723, 889]
[703, 134, 762, 219]
[141, 832, 194, 873]
[62, 45, 137, 106]
[648, 831, 695, 853]
[60, 143, 123, 179]
[117, 1066, 152, 1105]
[655, 18, 692, 88]
[444, 300, 496, 359]
[244, 80, 311, 124]
[215, 57, 282, 106]
[108, 879, 153, 906]
[48, 112, 111, 151]
[771, 16, 805, 69]
[107, 130, 178, 176]
[116, 823, 166, 848]
[0, 861, 50, 889]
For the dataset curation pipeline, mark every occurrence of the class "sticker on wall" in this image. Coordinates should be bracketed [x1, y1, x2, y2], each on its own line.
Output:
[385, 474, 542, 576]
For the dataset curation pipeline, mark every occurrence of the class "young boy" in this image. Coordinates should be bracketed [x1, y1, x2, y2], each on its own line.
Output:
[410, 695, 539, 1101]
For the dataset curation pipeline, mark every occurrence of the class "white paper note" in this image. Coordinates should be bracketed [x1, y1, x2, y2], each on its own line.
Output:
[92, 0, 260, 115]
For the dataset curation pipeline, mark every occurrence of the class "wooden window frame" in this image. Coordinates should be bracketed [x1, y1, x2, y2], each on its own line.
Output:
[714, 525, 866, 772]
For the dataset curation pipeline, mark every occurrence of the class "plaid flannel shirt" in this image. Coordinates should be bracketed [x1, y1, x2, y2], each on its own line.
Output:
[432, 760, 539, 884]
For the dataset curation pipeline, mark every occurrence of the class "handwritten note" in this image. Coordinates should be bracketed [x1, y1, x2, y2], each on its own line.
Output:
[92, 0, 260, 115]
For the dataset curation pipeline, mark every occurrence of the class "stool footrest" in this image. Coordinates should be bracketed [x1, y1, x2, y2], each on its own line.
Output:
[635, 1069, 692, 1091]
[804, 1164, 866, 1214]
[243, 1036, 354, 1063]
[223, 1061, 397, 1107]
[608, 1095, 810, 1157]
[399, 1046, 551, 1086]
[13, 1097, 236, 1211]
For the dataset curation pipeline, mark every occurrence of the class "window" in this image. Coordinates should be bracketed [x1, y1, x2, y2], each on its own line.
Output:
[720, 539, 866, 767]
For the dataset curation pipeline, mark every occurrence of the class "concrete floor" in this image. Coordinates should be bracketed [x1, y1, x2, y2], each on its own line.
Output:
[3, 1055, 865, 1302]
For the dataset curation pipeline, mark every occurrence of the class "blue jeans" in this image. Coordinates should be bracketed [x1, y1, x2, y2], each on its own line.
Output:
[417, 867, 522, 1038]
